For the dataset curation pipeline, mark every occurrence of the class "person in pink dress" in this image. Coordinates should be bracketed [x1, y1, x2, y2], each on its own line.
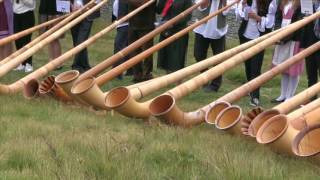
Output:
[271, 0, 304, 103]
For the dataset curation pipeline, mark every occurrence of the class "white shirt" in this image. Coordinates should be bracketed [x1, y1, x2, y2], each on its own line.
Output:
[237, 0, 277, 39]
[12, 0, 36, 14]
[193, 0, 230, 39]
[113, 0, 129, 28]
[258, 0, 277, 32]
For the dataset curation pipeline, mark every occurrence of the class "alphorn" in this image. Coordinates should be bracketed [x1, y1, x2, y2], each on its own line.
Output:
[55, 1, 203, 98]
[0, 0, 153, 95]
[256, 98, 320, 155]
[248, 75, 320, 137]
[203, 41, 320, 134]
[0, 1, 94, 66]
[146, 12, 320, 127]
[292, 122, 320, 159]
[104, 29, 281, 119]
[0, 15, 68, 48]
[69, 0, 239, 109]
[0, 0, 104, 76]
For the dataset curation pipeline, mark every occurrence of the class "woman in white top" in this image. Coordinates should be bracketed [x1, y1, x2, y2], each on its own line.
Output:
[236, 0, 277, 106]
[12, 0, 36, 73]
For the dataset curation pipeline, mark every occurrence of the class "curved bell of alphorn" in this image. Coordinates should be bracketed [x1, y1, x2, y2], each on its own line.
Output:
[205, 101, 231, 125]
[39, 76, 73, 102]
[55, 70, 89, 105]
[105, 87, 152, 119]
[71, 77, 109, 110]
[23, 79, 40, 99]
[292, 124, 320, 160]
[246, 109, 280, 137]
[149, 94, 206, 128]
[214, 105, 243, 134]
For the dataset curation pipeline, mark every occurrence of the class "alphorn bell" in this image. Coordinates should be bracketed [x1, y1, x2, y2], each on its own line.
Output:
[256, 98, 320, 155]
[105, 30, 280, 119]
[147, 12, 320, 127]
[204, 41, 320, 134]
[0, 1, 94, 66]
[0, 0, 105, 77]
[70, 0, 240, 110]
[0, 15, 68, 48]
[292, 122, 320, 160]
[0, 0, 106, 95]
[55, 1, 203, 100]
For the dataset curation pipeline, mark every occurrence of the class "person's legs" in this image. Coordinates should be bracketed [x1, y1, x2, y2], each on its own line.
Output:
[14, 11, 35, 66]
[276, 74, 289, 101]
[249, 50, 265, 99]
[306, 52, 319, 87]
[209, 36, 226, 91]
[48, 15, 62, 63]
[129, 28, 143, 82]
[140, 29, 153, 80]
[285, 75, 299, 100]
[194, 33, 210, 64]
[71, 19, 93, 73]
[113, 26, 129, 79]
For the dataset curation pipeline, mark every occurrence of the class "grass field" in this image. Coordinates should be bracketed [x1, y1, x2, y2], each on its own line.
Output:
[0, 18, 319, 179]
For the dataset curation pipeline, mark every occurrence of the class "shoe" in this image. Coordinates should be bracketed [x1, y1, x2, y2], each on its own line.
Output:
[143, 74, 153, 81]
[14, 64, 25, 71]
[250, 98, 260, 107]
[270, 99, 284, 104]
[203, 85, 218, 93]
[24, 63, 33, 73]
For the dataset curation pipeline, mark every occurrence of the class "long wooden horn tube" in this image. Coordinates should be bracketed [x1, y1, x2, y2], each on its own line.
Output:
[104, 29, 280, 119]
[0, 15, 68, 48]
[292, 122, 320, 159]
[21, 0, 155, 99]
[256, 98, 320, 155]
[0, 0, 105, 76]
[147, 11, 320, 127]
[0, 1, 94, 66]
[209, 41, 320, 134]
[69, 1, 238, 109]
[55, 1, 204, 98]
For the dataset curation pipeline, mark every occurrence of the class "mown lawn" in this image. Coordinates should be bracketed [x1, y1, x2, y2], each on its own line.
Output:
[0, 17, 319, 179]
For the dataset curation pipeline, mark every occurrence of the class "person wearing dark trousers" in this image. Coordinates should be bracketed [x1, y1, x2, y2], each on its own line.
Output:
[112, 0, 129, 80]
[237, 0, 277, 106]
[193, 0, 230, 92]
[302, 2, 320, 100]
[70, 0, 100, 73]
[128, 0, 156, 83]
[157, 0, 192, 76]
[13, 0, 36, 73]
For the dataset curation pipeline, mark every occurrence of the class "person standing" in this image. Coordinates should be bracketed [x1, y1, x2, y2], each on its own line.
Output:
[157, 0, 192, 74]
[271, 0, 304, 103]
[39, 0, 63, 69]
[112, 0, 129, 80]
[128, 0, 156, 82]
[70, 0, 100, 73]
[193, 0, 230, 92]
[237, 0, 277, 106]
[302, 0, 320, 100]
[0, 0, 13, 60]
[13, 0, 36, 73]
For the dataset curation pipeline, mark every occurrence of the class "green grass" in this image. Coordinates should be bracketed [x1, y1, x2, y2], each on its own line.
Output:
[0, 18, 319, 179]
